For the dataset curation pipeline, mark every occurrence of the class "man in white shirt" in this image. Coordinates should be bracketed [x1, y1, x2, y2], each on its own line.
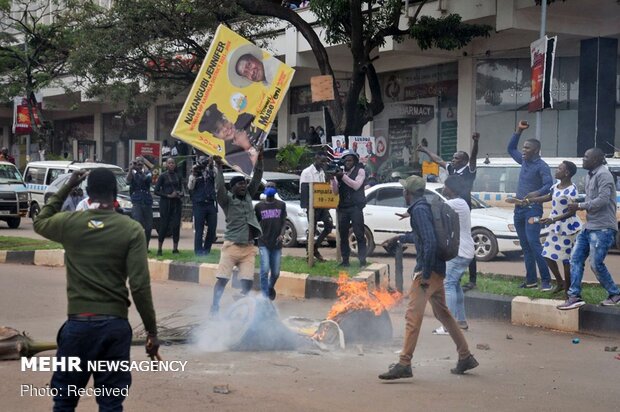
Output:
[300, 152, 333, 261]
[434, 175, 476, 335]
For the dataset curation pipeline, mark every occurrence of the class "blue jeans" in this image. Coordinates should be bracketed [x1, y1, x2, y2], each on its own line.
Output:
[259, 246, 282, 297]
[51, 318, 132, 412]
[568, 228, 620, 298]
[444, 256, 472, 323]
[192, 201, 217, 254]
[514, 205, 551, 284]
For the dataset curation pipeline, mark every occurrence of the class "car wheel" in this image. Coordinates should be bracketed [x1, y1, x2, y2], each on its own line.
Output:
[472, 228, 498, 262]
[30, 202, 40, 219]
[349, 226, 375, 257]
[7, 217, 20, 229]
[281, 220, 298, 248]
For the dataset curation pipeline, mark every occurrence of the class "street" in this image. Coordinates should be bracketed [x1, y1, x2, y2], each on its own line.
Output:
[1, 263, 619, 412]
[0, 219, 611, 285]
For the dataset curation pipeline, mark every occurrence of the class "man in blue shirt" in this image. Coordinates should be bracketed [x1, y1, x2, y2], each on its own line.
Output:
[506, 120, 553, 290]
[378, 175, 477, 380]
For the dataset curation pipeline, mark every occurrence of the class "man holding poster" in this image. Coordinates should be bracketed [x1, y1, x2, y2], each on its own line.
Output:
[171, 25, 294, 175]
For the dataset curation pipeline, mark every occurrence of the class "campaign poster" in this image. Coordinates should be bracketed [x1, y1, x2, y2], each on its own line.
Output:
[330, 135, 347, 158]
[130, 140, 162, 168]
[348, 136, 376, 165]
[171, 25, 295, 175]
[13, 97, 42, 135]
[529, 36, 557, 112]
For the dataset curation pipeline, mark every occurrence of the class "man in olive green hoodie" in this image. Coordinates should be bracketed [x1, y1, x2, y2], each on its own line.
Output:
[34, 168, 159, 412]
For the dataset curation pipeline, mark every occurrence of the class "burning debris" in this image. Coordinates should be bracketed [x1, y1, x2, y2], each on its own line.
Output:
[314, 273, 402, 345]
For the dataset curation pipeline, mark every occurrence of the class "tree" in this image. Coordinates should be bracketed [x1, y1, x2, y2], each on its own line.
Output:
[67, 0, 264, 115]
[236, 0, 491, 135]
[0, 0, 76, 140]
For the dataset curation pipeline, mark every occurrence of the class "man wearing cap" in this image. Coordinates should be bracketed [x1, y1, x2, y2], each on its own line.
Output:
[379, 175, 478, 380]
[331, 150, 367, 267]
[198, 103, 261, 175]
[210, 147, 264, 315]
[228, 44, 281, 88]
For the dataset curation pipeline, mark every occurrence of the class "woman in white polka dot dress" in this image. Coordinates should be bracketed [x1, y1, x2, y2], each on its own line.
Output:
[534, 161, 582, 295]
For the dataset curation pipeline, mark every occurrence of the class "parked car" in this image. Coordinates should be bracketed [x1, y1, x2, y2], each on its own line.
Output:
[0, 161, 29, 228]
[331, 182, 537, 261]
[43, 172, 162, 233]
[24, 161, 124, 218]
[216, 172, 308, 247]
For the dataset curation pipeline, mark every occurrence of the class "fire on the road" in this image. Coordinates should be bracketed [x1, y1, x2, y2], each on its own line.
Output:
[327, 273, 402, 320]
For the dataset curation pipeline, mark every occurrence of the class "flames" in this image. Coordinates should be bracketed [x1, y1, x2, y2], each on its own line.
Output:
[326, 272, 402, 320]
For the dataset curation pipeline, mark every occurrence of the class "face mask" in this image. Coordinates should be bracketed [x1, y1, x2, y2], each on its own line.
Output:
[264, 187, 277, 197]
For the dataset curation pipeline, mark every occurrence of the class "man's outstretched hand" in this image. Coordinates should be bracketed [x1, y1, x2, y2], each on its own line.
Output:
[67, 170, 88, 189]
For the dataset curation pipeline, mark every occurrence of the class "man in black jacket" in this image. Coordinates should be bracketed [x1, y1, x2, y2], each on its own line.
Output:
[331, 151, 367, 267]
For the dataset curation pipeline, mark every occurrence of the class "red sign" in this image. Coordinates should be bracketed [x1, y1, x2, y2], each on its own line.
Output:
[13, 98, 42, 135]
[131, 140, 162, 167]
[529, 36, 557, 112]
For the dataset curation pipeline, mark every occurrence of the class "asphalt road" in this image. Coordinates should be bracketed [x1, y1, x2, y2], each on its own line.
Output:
[1, 264, 619, 412]
[1, 219, 610, 286]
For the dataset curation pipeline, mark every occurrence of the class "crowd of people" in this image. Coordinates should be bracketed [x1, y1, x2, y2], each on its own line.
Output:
[26, 119, 620, 408]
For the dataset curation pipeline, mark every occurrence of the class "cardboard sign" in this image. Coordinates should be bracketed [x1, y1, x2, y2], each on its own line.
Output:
[313, 182, 338, 209]
[422, 160, 439, 177]
[311, 75, 335, 102]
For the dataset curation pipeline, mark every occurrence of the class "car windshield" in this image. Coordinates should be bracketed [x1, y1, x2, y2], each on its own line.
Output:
[0, 164, 24, 184]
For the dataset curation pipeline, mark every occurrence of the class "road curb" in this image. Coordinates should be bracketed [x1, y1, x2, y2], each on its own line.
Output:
[3, 249, 620, 335]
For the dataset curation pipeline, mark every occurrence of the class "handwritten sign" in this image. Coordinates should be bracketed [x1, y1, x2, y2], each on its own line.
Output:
[313, 182, 338, 209]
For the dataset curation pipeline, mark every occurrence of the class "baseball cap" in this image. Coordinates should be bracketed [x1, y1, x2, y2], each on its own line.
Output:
[399, 175, 425, 193]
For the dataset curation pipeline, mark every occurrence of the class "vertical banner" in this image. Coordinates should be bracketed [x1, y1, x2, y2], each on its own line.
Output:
[529, 36, 557, 112]
[12, 97, 42, 135]
[171, 25, 295, 175]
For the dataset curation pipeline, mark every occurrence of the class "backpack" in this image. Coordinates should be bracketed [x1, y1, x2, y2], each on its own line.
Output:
[429, 197, 460, 261]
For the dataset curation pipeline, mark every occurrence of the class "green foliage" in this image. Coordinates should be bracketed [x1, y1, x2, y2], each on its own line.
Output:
[275, 144, 313, 173]
[0, 0, 77, 102]
[66, 0, 264, 113]
[410, 15, 491, 50]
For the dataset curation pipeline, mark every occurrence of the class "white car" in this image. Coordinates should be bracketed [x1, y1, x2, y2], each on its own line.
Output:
[216, 172, 308, 247]
[333, 182, 534, 261]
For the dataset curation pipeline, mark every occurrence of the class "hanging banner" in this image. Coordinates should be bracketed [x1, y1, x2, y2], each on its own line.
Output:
[529, 36, 557, 112]
[171, 24, 295, 175]
[12, 96, 42, 135]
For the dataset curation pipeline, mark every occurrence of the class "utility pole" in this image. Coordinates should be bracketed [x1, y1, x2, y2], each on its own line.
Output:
[535, 0, 547, 140]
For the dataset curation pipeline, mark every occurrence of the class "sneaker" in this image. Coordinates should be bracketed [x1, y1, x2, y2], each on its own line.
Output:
[313, 249, 326, 262]
[540, 282, 553, 292]
[551, 284, 565, 294]
[450, 355, 479, 375]
[172, 249, 180, 254]
[600, 295, 620, 306]
[378, 363, 413, 380]
[457, 321, 469, 330]
[268, 287, 276, 301]
[360, 260, 368, 267]
[156, 249, 163, 257]
[338, 261, 350, 268]
[432, 326, 449, 335]
[462, 282, 476, 292]
[518, 282, 538, 289]
[557, 296, 586, 310]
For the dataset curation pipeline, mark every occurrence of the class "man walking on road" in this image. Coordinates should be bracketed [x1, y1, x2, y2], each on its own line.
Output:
[507, 120, 553, 290]
[210, 148, 264, 315]
[300, 152, 333, 261]
[418, 132, 480, 291]
[255, 181, 287, 300]
[378, 176, 478, 380]
[558, 148, 620, 310]
[34, 168, 159, 411]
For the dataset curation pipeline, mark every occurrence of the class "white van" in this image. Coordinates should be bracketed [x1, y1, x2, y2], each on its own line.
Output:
[473, 156, 620, 245]
[23, 161, 124, 217]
